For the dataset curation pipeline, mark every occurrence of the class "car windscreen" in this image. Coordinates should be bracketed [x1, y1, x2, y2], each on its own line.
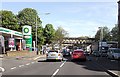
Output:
[74, 51, 83, 53]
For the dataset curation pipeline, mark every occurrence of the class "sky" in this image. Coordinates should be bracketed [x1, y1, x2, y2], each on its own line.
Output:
[1, 0, 118, 37]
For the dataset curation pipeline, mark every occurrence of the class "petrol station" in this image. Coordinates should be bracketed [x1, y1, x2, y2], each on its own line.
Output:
[0, 27, 24, 52]
[0, 26, 32, 54]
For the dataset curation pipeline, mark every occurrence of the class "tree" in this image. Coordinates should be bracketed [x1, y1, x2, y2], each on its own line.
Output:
[37, 26, 45, 47]
[53, 26, 68, 48]
[0, 10, 19, 31]
[95, 26, 110, 41]
[17, 8, 44, 47]
[43, 24, 55, 44]
[110, 24, 119, 41]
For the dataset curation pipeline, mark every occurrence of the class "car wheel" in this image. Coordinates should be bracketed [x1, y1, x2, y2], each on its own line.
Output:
[61, 58, 63, 61]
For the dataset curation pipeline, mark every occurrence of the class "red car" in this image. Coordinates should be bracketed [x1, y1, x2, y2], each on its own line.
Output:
[71, 49, 86, 61]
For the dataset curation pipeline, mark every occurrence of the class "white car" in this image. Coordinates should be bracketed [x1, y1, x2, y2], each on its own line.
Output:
[46, 50, 63, 61]
[107, 48, 120, 60]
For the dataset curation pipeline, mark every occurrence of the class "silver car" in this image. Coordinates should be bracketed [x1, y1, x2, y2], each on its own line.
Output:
[107, 48, 120, 60]
[46, 50, 63, 61]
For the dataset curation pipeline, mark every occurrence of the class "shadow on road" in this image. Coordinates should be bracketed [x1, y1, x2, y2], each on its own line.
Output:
[38, 59, 62, 62]
[63, 55, 120, 73]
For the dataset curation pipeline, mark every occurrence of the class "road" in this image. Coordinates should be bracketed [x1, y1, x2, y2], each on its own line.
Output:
[0, 56, 113, 77]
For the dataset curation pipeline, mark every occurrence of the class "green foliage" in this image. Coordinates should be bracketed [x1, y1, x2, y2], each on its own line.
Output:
[44, 24, 55, 44]
[110, 24, 119, 41]
[18, 8, 43, 44]
[0, 10, 19, 31]
[17, 8, 44, 47]
[17, 8, 41, 25]
[95, 26, 110, 41]
[54, 26, 68, 44]
[37, 26, 45, 47]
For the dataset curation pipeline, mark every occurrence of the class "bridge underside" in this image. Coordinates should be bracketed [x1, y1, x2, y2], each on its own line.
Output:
[62, 37, 95, 48]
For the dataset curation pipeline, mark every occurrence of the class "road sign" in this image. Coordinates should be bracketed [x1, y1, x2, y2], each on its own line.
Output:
[22, 26, 32, 51]
[22, 26, 31, 35]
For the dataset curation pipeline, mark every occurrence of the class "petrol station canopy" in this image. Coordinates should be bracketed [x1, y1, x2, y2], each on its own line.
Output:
[0, 27, 23, 39]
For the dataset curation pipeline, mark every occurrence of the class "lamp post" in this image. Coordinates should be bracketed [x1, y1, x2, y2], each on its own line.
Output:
[36, 16, 38, 54]
[36, 13, 50, 55]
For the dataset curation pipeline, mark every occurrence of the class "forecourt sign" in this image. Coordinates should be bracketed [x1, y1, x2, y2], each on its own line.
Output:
[22, 26, 32, 51]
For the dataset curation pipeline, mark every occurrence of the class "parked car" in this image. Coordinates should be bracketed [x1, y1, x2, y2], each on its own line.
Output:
[107, 48, 120, 60]
[46, 50, 63, 61]
[62, 49, 70, 57]
[71, 49, 86, 61]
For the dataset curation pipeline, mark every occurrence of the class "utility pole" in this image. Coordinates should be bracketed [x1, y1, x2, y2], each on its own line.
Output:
[36, 13, 50, 55]
[36, 15, 38, 55]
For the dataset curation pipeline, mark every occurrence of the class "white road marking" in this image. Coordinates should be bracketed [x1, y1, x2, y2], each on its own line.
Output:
[19, 65, 24, 67]
[11, 67, 17, 70]
[108, 70, 120, 77]
[60, 61, 66, 67]
[0, 67, 5, 72]
[51, 69, 59, 77]
[26, 63, 30, 65]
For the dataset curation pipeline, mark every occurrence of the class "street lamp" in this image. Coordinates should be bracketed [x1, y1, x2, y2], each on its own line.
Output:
[36, 13, 50, 55]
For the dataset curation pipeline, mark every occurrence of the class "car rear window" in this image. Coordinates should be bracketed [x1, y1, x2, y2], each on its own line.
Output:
[74, 51, 83, 53]
[114, 50, 120, 53]
[48, 50, 58, 53]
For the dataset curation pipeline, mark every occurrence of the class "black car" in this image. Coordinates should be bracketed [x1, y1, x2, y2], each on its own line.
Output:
[62, 49, 70, 57]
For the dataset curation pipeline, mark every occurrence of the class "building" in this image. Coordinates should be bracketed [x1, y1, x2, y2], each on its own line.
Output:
[118, 0, 120, 48]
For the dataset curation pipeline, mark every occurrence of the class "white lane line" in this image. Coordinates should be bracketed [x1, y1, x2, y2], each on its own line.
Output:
[0, 67, 5, 72]
[34, 56, 42, 60]
[60, 61, 66, 68]
[51, 69, 59, 77]
[26, 63, 30, 65]
[19, 65, 24, 67]
[108, 70, 120, 77]
[11, 67, 17, 70]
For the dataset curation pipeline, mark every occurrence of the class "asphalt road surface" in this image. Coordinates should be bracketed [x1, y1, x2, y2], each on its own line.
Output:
[1, 56, 112, 77]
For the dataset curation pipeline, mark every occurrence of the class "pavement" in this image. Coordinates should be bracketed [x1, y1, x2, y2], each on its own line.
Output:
[0, 50, 45, 60]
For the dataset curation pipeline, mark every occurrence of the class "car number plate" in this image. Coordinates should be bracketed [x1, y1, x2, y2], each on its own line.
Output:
[51, 54, 55, 56]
